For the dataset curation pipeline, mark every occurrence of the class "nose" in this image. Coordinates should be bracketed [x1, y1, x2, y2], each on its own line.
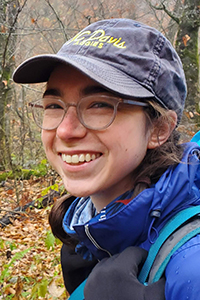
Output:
[56, 106, 87, 141]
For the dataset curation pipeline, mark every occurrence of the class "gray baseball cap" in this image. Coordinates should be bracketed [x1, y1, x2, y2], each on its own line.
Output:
[13, 18, 187, 122]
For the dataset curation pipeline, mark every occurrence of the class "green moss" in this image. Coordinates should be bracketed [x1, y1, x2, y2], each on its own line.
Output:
[0, 168, 48, 182]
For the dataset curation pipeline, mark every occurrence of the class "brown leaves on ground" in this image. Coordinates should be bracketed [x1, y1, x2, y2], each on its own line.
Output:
[0, 177, 68, 300]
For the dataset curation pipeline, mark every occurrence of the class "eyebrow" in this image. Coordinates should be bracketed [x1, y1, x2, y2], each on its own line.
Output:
[82, 85, 110, 96]
[43, 89, 61, 98]
[43, 85, 112, 98]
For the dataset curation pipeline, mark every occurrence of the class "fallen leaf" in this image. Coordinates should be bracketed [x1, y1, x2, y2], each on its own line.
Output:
[13, 276, 23, 299]
[1, 25, 6, 33]
[189, 111, 194, 118]
[2, 80, 8, 86]
[48, 278, 65, 297]
[182, 34, 190, 46]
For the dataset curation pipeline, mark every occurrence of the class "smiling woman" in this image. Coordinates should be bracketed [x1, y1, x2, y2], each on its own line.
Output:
[41, 64, 155, 209]
[13, 18, 200, 300]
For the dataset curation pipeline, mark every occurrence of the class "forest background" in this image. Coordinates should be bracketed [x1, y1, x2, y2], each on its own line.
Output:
[0, 0, 200, 299]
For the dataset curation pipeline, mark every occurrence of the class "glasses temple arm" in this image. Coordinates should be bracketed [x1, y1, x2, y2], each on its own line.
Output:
[28, 103, 43, 108]
[123, 99, 148, 107]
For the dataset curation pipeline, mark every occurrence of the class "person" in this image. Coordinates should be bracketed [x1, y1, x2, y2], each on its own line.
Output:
[13, 18, 200, 300]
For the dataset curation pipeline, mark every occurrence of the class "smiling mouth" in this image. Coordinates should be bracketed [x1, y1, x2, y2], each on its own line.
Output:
[61, 153, 101, 164]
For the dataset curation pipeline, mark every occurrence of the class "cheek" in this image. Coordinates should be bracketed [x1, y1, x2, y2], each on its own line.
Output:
[117, 120, 150, 159]
[41, 130, 55, 155]
[41, 131, 60, 174]
[41, 130, 48, 150]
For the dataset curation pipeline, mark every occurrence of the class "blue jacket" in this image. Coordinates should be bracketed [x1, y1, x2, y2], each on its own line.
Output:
[63, 142, 200, 300]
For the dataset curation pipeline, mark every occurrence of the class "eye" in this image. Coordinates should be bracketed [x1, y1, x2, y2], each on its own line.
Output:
[43, 98, 64, 110]
[88, 101, 114, 109]
[44, 103, 63, 110]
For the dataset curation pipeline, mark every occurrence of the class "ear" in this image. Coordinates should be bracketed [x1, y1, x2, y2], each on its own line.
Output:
[148, 110, 177, 149]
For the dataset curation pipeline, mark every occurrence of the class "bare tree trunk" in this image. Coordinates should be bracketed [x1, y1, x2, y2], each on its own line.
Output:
[167, 0, 182, 44]
[0, 0, 8, 169]
[175, 0, 200, 111]
[146, 0, 200, 113]
[0, 0, 27, 169]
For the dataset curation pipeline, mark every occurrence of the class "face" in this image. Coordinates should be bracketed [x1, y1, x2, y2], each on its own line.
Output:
[42, 65, 155, 211]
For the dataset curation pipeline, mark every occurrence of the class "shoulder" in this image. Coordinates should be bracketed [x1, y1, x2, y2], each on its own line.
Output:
[165, 234, 200, 300]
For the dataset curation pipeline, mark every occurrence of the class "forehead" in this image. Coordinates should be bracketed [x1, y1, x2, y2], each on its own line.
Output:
[47, 64, 99, 88]
[45, 64, 112, 98]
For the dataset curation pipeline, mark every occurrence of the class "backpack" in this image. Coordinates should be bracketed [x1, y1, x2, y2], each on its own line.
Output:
[68, 205, 200, 299]
[138, 205, 200, 284]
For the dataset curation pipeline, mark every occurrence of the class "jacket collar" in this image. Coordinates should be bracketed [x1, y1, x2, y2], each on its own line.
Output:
[63, 142, 200, 260]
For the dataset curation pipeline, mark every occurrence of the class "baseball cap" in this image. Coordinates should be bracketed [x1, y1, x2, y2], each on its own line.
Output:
[13, 18, 187, 122]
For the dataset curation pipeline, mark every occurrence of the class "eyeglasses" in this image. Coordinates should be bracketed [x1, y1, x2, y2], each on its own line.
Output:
[29, 95, 149, 131]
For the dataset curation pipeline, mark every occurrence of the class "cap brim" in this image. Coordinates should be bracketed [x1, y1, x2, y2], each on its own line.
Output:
[13, 54, 154, 99]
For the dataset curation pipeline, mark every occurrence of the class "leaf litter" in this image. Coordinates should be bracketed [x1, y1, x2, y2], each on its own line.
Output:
[0, 176, 68, 299]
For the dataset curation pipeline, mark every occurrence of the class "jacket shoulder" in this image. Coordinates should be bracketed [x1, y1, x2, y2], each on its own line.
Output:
[165, 234, 200, 300]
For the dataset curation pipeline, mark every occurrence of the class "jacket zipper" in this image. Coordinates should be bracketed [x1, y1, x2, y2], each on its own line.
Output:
[85, 224, 112, 257]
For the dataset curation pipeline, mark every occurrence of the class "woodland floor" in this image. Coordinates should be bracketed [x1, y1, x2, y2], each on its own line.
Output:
[0, 176, 69, 300]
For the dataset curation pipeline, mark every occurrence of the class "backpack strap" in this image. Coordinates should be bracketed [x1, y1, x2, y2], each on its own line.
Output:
[191, 131, 200, 145]
[148, 217, 200, 283]
[138, 206, 200, 285]
[68, 279, 87, 300]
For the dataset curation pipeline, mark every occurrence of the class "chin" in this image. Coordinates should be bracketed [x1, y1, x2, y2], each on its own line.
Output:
[61, 180, 91, 198]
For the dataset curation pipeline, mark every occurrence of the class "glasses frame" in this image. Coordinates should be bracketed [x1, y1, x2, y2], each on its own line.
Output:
[28, 95, 149, 131]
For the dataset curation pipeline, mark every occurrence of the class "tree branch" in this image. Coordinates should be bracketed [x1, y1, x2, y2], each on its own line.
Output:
[149, 2, 180, 24]
[2, 0, 28, 69]
[45, 0, 68, 41]
[0, 208, 27, 215]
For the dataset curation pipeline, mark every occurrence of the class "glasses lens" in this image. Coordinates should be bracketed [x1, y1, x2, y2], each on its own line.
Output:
[32, 98, 65, 130]
[79, 96, 117, 130]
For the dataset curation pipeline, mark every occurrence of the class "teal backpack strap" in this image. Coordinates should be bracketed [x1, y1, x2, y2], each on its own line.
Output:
[68, 279, 87, 300]
[148, 217, 200, 283]
[138, 206, 200, 284]
[191, 131, 200, 145]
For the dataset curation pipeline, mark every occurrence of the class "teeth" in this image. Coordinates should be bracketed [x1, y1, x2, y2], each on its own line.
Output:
[79, 154, 85, 162]
[66, 155, 72, 163]
[72, 155, 79, 163]
[85, 154, 91, 162]
[62, 153, 100, 164]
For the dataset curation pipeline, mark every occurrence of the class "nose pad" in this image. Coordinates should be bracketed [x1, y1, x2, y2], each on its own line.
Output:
[56, 106, 87, 140]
